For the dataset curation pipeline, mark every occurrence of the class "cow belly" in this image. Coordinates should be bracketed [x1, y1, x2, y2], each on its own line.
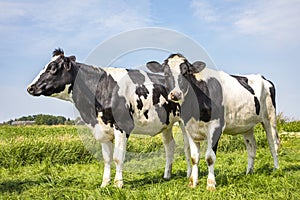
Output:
[130, 107, 178, 136]
[224, 113, 260, 135]
[131, 123, 169, 136]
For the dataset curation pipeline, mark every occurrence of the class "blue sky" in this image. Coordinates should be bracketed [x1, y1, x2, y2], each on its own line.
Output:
[0, 0, 299, 122]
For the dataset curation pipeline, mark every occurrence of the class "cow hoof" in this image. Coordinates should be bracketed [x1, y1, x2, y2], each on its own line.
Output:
[188, 177, 197, 188]
[100, 179, 110, 188]
[206, 185, 216, 191]
[163, 175, 171, 181]
[206, 179, 216, 191]
[246, 168, 254, 175]
[114, 180, 124, 188]
[188, 182, 197, 188]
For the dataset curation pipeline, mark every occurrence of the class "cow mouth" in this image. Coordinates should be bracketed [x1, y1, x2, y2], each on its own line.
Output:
[168, 91, 183, 103]
[27, 86, 42, 96]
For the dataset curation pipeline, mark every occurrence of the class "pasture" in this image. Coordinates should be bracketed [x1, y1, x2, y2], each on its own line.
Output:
[0, 123, 299, 200]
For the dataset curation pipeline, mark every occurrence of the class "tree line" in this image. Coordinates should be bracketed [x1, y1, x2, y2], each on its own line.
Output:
[3, 114, 79, 125]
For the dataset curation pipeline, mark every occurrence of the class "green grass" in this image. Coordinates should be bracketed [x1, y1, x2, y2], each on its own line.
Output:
[0, 125, 299, 199]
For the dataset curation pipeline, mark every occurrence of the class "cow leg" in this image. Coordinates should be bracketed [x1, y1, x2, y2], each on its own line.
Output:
[262, 120, 280, 170]
[179, 122, 192, 177]
[162, 128, 175, 180]
[113, 129, 127, 188]
[243, 128, 256, 174]
[101, 141, 113, 187]
[205, 142, 217, 191]
[205, 121, 223, 191]
[187, 133, 200, 188]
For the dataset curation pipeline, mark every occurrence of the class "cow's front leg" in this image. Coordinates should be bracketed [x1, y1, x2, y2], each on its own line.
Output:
[179, 121, 191, 178]
[162, 128, 175, 180]
[205, 148, 216, 191]
[113, 129, 127, 188]
[187, 133, 200, 188]
[101, 141, 113, 187]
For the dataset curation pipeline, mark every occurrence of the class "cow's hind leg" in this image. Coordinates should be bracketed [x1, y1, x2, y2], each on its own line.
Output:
[262, 119, 280, 170]
[162, 128, 175, 180]
[113, 129, 127, 188]
[243, 128, 256, 174]
[101, 141, 113, 187]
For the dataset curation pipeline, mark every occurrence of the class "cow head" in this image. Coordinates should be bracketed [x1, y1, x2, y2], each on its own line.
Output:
[27, 49, 77, 101]
[147, 53, 206, 104]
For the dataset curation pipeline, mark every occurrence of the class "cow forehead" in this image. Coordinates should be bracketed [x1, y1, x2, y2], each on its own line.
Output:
[167, 55, 185, 69]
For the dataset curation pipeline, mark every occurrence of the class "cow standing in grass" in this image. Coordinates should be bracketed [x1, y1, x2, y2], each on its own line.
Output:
[27, 49, 191, 188]
[147, 54, 280, 190]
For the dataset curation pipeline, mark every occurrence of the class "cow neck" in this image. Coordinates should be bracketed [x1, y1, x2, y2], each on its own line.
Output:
[181, 73, 212, 123]
[71, 63, 110, 126]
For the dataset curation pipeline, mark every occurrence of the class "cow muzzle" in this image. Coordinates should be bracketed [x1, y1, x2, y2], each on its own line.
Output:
[27, 85, 41, 96]
[168, 91, 183, 102]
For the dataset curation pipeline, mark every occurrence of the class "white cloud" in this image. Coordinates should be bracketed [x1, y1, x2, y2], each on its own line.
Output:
[0, 0, 152, 57]
[190, 0, 218, 22]
[190, 0, 300, 45]
[234, 0, 300, 42]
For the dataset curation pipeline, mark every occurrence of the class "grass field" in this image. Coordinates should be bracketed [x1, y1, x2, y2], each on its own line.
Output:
[0, 123, 299, 199]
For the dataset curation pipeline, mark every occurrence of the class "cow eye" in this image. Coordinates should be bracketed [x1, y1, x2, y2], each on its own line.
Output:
[50, 65, 58, 74]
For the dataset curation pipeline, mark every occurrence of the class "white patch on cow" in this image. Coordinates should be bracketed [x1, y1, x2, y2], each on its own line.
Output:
[88, 115, 114, 142]
[104, 67, 128, 82]
[28, 55, 61, 87]
[167, 55, 187, 101]
[50, 84, 73, 102]
[168, 55, 185, 70]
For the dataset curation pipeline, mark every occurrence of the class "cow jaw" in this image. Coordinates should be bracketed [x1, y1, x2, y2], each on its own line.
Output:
[50, 84, 73, 102]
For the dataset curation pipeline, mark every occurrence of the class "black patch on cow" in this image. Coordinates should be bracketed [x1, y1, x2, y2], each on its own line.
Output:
[231, 75, 255, 95]
[181, 76, 212, 123]
[206, 78, 225, 149]
[72, 64, 134, 135]
[206, 156, 213, 166]
[254, 96, 260, 115]
[136, 99, 143, 110]
[212, 140, 219, 155]
[147, 72, 165, 85]
[261, 76, 276, 109]
[181, 74, 225, 151]
[135, 85, 149, 110]
[127, 69, 145, 85]
[129, 103, 134, 115]
[269, 85, 276, 109]
[152, 83, 179, 125]
[144, 110, 149, 119]
[152, 83, 165, 105]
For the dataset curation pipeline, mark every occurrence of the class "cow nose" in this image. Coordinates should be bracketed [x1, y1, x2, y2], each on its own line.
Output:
[27, 85, 34, 94]
[169, 91, 182, 102]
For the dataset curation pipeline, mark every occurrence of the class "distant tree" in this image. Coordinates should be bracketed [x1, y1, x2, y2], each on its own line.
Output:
[34, 114, 66, 125]
[4, 114, 72, 125]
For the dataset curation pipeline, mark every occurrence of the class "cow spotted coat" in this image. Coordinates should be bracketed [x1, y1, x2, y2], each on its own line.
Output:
[27, 49, 191, 188]
[147, 54, 280, 190]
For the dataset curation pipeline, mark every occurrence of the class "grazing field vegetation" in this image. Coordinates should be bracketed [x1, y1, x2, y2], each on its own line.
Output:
[0, 121, 299, 199]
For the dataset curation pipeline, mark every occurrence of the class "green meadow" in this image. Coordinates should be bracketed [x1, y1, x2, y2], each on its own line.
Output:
[0, 122, 299, 199]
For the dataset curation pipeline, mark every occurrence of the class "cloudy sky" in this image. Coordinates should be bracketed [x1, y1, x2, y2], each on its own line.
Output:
[0, 0, 299, 122]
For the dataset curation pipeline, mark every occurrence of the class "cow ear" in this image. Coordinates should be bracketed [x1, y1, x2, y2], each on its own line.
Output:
[146, 61, 164, 73]
[190, 61, 206, 73]
[64, 57, 73, 71]
[70, 56, 76, 62]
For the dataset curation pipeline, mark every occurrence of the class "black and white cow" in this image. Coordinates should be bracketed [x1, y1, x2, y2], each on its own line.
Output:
[147, 54, 280, 190]
[27, 49, 191, 188]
